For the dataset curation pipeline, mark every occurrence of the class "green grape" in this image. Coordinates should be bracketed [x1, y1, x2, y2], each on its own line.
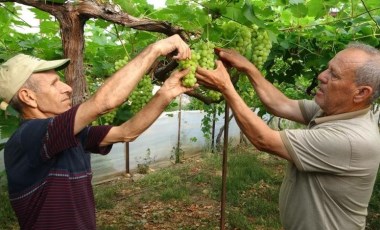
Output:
[129, 75, 154, 114]
[194, 41, 216, 70]
[179, 52, 199, 87]
[250, 24, 272, 69]
[221, 21, 272, 69]
[207, 90, 222, 101]
[92, 110, 117, 125]
[114, 55, 130, 71]
[221, 21, 251, 58]
[178, 40, 216, 88]
[178, 40, 222, 102]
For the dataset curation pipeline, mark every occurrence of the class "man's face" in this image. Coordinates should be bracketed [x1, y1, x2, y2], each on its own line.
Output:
[314, 48, 369, 115]
[31, 70, 72, 117]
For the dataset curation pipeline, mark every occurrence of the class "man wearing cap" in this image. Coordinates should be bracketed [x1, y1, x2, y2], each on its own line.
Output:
[0, 34, 193, 229]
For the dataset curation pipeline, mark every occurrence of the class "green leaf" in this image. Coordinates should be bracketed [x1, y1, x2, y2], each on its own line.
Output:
[306, 0, 325, 18]
[30, 8, 51, 20]
[290, 0, 305, 4]
[290, 4, 308, 18]
[39, 20, 59, 34]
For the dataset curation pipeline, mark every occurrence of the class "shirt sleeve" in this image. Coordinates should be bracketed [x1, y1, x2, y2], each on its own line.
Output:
[280, 127, 352, 174]
[299, 99, 321, 123]
[84, 125, 113, 155]
[40, 105, 113, 160]
[40, 105, 80, 160]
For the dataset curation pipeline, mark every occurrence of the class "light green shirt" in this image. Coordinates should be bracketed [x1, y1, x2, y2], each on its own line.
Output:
[279, 100, 380, 230]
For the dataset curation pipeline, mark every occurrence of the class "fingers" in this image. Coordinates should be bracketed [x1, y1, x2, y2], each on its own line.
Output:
[171, 35, 191, 60]
[174, 68, 190, 79]
[173, 43, 191, 60]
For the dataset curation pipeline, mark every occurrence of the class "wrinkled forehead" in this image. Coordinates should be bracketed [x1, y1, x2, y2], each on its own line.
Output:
[333, 48, 371, 65]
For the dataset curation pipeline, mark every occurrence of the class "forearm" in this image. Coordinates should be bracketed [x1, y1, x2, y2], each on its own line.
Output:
[245, 66, 290, 115]
[222, 86, 291, 160]
[244, 65, 304, 123]
[74, 45, 160, 134]
[114, 89, 173, 143]
[94, 44, 160, 112]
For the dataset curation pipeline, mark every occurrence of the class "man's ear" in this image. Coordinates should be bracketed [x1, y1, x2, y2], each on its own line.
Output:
[18, 88, 38, 108]
[353, 86, 373, 104]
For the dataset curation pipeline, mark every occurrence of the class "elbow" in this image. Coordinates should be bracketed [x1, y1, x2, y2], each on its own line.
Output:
[252, 134, 274, 153]
[91, 94, 120, 115]
[121, 129, 140, 142]
[252, 135, 268, 152]
[124, 135, 139, 142]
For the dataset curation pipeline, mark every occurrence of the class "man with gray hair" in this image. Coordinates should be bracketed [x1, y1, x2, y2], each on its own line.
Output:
[0, 34, 193, 229]
[196, 42, 380, 229]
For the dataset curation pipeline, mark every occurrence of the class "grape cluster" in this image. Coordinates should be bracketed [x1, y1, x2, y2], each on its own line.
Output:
[193, 41, 216, 70]
[250, 24, 272, 68]
[221, 21, 251, 56]
[178, 41, 216, 87]
[92, 110, 117, 126]
[178, 52, 199, 87]
[128, 75, 154, 114]
[207, 90, 222, 101]
[114, 55, 130, 71]
[221, 21, 272, 69]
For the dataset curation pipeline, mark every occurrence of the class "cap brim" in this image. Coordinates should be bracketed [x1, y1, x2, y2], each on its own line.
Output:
[33, 58, 70, 73]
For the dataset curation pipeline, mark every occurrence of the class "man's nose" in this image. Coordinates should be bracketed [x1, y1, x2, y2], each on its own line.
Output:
[317, 70, 329, 83]
[60, 81, 73, 94]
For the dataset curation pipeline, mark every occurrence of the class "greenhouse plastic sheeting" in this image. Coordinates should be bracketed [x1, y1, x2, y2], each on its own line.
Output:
[0, 110, 241, 183]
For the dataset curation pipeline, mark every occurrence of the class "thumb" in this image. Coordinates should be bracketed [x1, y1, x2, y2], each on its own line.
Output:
[215, 60, 226, 70]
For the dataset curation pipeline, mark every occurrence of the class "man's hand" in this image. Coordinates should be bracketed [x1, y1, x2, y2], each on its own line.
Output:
[195, 60, 233, 93]
[215, 48, 256, 73]
[153, 34, 191, 60]
[159, 68, 197, 99]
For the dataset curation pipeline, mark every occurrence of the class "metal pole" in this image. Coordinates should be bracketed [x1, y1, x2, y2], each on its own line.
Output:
[220, 102, 229, 230]
[125, 142, 129, 173]
[211, 105, 216, 153]
[176, 94, 182, 163]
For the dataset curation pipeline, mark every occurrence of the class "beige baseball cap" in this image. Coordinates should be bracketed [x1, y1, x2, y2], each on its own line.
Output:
[0, 54, 70, 110]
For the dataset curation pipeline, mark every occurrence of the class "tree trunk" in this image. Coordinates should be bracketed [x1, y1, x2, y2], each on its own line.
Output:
[55, 11, 88, 105]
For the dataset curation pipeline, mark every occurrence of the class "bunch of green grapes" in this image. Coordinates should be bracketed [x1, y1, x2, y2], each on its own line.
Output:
[207, 90, 222, 101]
[221, 21, 252, 58]
[128, 75, 154, 114]
[178, 51, 200, 87]
[178, 40, 222, 101]
[193, 41, 216, 70]
[178, 41, 216, 88]
[250, 24, 272, 69]
[92, 110, 117, 126]
[221, 21, 272, 69]
[114, 55, 130, 71]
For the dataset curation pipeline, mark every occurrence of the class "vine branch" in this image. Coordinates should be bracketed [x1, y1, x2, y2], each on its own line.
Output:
[280, 7, 380, 32]
[360, 0, 380, 31]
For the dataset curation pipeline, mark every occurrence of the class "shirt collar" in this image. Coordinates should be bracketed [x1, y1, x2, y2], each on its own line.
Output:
[309, 107, 371, 127]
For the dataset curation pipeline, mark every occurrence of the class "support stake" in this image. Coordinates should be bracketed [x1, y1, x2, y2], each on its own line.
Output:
[220, 102, 229, 229]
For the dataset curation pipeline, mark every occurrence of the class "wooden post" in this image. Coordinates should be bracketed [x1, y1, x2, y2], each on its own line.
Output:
[125, 142, 129, 173]
[220, 103, 229, 230]
[176, 95, 182, 163]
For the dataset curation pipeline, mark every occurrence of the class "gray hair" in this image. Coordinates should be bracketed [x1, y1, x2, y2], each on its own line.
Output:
[9, 76, 39, 113]
[347, 42, 380, 103]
